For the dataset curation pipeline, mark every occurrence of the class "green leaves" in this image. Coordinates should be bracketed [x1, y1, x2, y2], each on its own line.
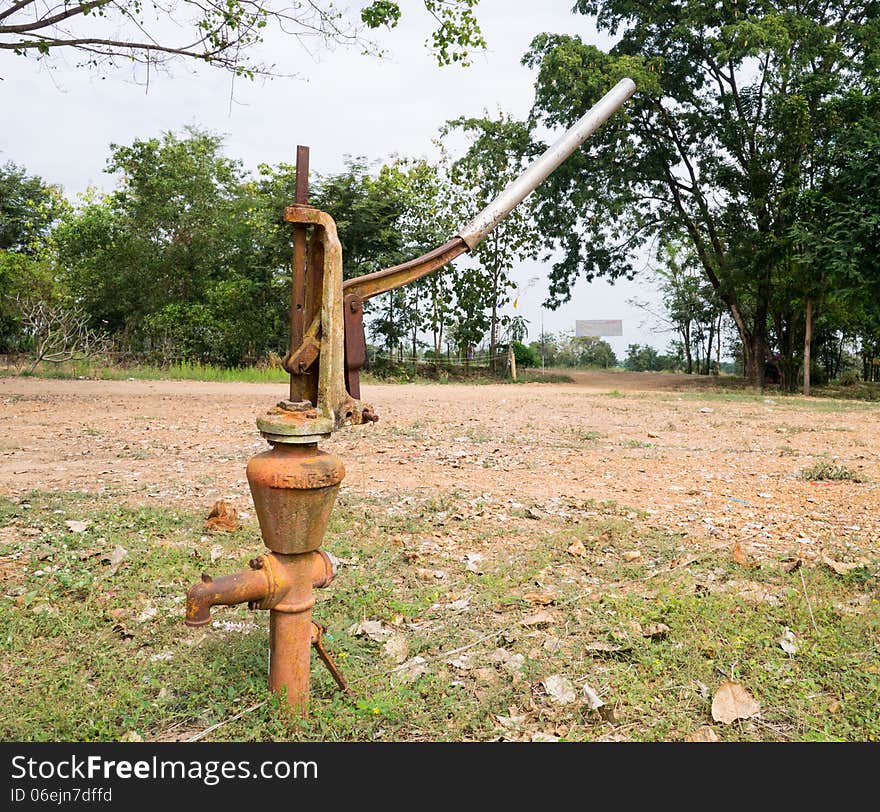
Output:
[423, 0, 486, 67]
[361, 1, 402, 29]
[526, 1, 879, 384]
[2, 0, 486, 77]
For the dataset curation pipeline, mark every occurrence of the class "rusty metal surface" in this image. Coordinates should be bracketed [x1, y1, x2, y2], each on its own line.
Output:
[343, 294, 366, 399]
[342, 237, 468, 301]
[184, 548, 336, 627]
[185, 568, 268, 627]
[285, 146, 311, 400]
[268, 204, 376, 440]
[247, 443, 344, 554]
[311, 623, 351, 694]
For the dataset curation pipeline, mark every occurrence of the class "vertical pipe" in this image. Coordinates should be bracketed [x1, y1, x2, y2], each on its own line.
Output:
[269, 609, 314, 715]
[290, 145, 310, 402]
[267, 549, 319, 715]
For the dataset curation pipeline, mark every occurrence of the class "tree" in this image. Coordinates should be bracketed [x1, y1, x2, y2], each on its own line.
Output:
[790, 91, 880, 389]
[0, 161, 67, 253]
[56, 128, 287, 361]
[442, 113, 539, 370]
[624, 343, 665, 372]
[552, 331, 617, 368]
[524, 2, 879, 385]
[529, 330, 558, 368]
[0, 250, 59, 351]
[510, 340, 537, 367]
[0, 0, 486, 79]
[630, 241, 724, 375]
[11, 295, 110, 372]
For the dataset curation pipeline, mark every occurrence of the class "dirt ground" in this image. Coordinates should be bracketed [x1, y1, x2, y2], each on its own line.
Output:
[1, 371, 878, 564]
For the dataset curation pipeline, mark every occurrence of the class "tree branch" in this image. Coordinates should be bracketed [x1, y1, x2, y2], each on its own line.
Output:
[0, 0, 38, 24]
[0, 1, 113, 35]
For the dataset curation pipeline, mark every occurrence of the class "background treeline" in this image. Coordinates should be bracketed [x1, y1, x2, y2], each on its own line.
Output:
[0, 122, 539, 376]
[3, 2, 880, 389]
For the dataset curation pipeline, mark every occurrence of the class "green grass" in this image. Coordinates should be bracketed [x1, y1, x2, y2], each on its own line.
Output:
[3, 359, 290, 384]
[1, 490, 877, 742]
[2, 358, 574, 387]
[800, 460, 862, 482]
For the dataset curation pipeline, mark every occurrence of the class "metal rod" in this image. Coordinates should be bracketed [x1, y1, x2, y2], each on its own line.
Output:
[457, 77, 636, 250]
[290, 144, 310, 401]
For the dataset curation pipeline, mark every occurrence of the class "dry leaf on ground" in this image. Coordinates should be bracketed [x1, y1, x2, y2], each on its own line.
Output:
[542, 674, 577, 705]
[531, 733, 560, 742]
[622, 550, 641, 562]
[733, 542, 755, 568]
[349, 620, 389, 641]
[521, 610, 555, 628]
[582, 681, 605, 710]
[821, 555, 867, 576]
[463, 553, 483, 574]
[711, 680, 760, 724]
[567, 539, 587, 557]
[495, 714, 526, 730]
[523, 591, 558, 606]
[641, 622, 671, 639]
[64, 520, 90, 533]
[779, 627, 798, 655]
[204, 500, 238, 532]
[395, 656, 427, 682]
[383, 634, 409, 664]
[104, 544, 128, 576]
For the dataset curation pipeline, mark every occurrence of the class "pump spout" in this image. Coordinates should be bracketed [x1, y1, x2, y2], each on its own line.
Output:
[185, 550, 337, 628]
[185, 568, 269, 627]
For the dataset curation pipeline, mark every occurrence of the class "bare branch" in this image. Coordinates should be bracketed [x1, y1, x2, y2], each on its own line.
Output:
[0, 1, 113, 35]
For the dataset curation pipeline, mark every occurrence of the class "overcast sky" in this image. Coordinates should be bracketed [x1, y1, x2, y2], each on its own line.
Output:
[1, 0, 673, 357]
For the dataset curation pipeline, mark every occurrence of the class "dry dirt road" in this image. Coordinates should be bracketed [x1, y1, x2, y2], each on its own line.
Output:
[1, 372, 878, 563]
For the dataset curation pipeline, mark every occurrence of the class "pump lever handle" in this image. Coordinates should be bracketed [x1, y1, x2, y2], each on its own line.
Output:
[341, 77, 636, 303]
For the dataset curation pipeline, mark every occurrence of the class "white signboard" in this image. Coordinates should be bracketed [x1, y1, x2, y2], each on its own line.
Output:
[576, 319, 623, 337]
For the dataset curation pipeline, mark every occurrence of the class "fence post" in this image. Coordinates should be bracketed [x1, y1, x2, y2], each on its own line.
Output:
[508, 344, 517, 382]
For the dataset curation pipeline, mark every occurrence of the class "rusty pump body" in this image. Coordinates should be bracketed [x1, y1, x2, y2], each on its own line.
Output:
[184, 79, 636, 715]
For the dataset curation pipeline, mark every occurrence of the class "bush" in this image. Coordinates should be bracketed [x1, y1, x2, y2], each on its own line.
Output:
[511, 341, 538, 367]
[839, 369, 860, 386]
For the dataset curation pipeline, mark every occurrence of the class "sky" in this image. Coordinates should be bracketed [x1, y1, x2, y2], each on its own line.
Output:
[0, 0, 675, 358]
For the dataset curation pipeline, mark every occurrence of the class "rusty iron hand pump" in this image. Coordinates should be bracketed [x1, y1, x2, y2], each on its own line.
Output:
[184, 78, 636, 716]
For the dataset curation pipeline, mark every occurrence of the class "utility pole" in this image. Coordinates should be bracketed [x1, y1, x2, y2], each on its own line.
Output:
[541, 308, 545, 375]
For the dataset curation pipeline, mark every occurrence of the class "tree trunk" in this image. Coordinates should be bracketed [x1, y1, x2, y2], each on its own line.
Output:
[489, 269, 499, 374]
[704, 318, 715, 376]
[684, 323, 693, 374]
[803, 299, 812, 396]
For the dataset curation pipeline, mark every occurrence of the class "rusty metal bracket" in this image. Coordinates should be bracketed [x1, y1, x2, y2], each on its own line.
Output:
[311, 622, 352, 695]
[258, 204, 377, 442]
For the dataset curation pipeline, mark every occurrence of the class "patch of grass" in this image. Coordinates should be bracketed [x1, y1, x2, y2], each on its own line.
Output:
[814, 382, 880, 402]
[559, 427, 602, 446]
[8, 359, 290, 384]
[800, 460, 861, 482]
[1, 490, 877, 742]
